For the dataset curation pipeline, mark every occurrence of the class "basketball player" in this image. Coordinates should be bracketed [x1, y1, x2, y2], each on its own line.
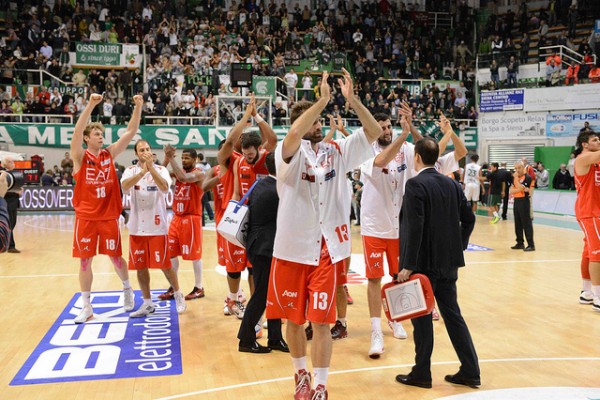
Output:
[71, 93, 143, 324]
[462, 154, 482, 212]
[266, 69, 382, 399]
[121, 140, 186, 317]
[217, 95, 277, 319]
[573, 130, 600, 312]
[158, 146, 206, 302]
[202, 140, 227, 269]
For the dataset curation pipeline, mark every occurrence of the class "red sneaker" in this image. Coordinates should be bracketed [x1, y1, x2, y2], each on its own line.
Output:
[158, 286, 174, 300]
[185, 286, 205, 300]
[294, 369, 311, 400]
[309, 384, 328, 400]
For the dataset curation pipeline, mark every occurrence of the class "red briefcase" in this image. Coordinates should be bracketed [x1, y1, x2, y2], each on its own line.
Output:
[381, 274, 435, 322]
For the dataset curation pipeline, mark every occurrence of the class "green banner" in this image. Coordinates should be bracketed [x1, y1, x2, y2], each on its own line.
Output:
[75, 42, 121, 66]
[0, 124, 477, 150]
[252, 76, 276, 102]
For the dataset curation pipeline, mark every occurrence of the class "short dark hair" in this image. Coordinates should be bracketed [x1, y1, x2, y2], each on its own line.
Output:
[575, 130, 600, 156]
[197, 152, 205, 161]
[183, 148, 197, 159]
[470, 154, 479, 162]
[241, 131, 262, 149]
[491, 162, 499, 169]
[414, 137, 439, 166]
[134, 139, 149, 154]
[373, 112, 391, 122]
[265, 152, 276, 176]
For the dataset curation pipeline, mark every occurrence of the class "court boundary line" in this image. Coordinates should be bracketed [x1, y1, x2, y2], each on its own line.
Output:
[153, 357, 600, 400]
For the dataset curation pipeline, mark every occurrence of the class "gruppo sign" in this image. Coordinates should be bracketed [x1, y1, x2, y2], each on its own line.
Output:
[11, 290, 182, 385]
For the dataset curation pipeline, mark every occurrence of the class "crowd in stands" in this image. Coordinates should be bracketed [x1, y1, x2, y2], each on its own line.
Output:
[0, 0, 482, 126]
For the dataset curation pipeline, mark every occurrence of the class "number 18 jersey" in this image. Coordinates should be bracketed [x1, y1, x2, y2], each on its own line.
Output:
[73, 149, 122, 220]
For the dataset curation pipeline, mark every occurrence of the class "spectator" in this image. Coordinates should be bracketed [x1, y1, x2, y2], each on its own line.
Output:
[546, 51, 561, 66]
[41, 170, 58, 186]
[553, 163, 572, 190]
[506, 56, 519, 88]
[535, 163, 549, 189]
[546, 59, 561, 86]
[566, 61, 580, 85]
[284, 68, 298, 101]
[490, 60, 500, 88]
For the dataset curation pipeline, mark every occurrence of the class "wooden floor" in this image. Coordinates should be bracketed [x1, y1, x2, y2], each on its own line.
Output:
[1, 212, 599, 400]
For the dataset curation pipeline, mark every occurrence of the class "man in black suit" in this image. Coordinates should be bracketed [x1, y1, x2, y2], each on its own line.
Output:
[0, 171, 12, 252]
[237, 153, 289, 354]
[395, 137, 480, 389]
[498, 162, 512, 220]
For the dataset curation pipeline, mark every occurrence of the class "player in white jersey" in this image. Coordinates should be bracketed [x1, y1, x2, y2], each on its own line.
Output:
[360, 111, 467, 358]
[462, 154, 482, 211]
[121, 140, 186, 316]
[266, 70, 382, 400]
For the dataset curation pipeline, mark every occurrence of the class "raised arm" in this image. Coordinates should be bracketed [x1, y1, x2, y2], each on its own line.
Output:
[164, 144, 205, 184]
[399, 101, 422, 141]
[322, 114, 337, 142]
[281, 71, 331, 161]
[336, 114, 351, 137]
[338, 68, 382, 143]
[253, 96, 278, 151]
[71, 92, 103, 173]
[217, 98, 254, 168]
[202, 166, 221, 192]
[108, 94, 144, 158]
[437, 114, 467, 161]
[232, 158, 241, 201]
[575, 150, 600, 176]
[373, 116, 410, 168]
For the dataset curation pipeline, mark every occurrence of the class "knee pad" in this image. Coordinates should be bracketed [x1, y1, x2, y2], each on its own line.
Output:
[227, 272, 241, 279]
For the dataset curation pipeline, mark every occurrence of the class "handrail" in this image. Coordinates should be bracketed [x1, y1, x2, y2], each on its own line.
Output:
[0, 114, 75, 124]
[539, 44, 597, 67]
[4, 68, 90, 90]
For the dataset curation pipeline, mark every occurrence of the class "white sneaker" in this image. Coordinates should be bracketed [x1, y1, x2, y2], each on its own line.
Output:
[226, 298, 246, 319]
[130, 303, 155, 318]
[175, 291, 187, 314]
[580, 290, 594, 305]
[238, 289, 247, 304]
[262, 320, 268, 329]
[388, 320, 408, 339]
[593, 297, 600, 313]
[75, 305, 93, 324]
[368, 330, 384, 359]
[223, 298, 231, 315]
[123, 287, 135, 311]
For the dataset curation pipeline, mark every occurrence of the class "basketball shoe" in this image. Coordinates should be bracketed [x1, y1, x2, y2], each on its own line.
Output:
[579, 290, 594, 305]
[294, 369, 311, 400]
[130, 303, 155, 318]
[123, 287, 135, 312]
[310, 384, 328, 400]
[368, 330, 384, 359]
[331, 320, 348, 340]
[158, 286, 174, 300]
[74, 305, 93, 324]
[388, 320, 408, 339]
[175, 291, 187, 314]
[185, 286, 205, 300]
[226, 298, 246, 319]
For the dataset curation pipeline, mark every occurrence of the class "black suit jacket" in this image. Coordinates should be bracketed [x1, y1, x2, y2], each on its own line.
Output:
[400, 168, 475, 280]
[246, 176, 278, 259]
[0, 198, 11, 252]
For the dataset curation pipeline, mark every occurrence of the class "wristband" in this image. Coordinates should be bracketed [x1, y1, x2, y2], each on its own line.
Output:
[254, 114, 264, 124]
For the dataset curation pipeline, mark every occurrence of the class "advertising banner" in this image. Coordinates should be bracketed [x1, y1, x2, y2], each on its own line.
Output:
[75, 42, 121, 66]
[524, 85, 600, 112]
[480, 89, 524, 112]
[479, 111, 547, 137]
[546, 112, 600, 137]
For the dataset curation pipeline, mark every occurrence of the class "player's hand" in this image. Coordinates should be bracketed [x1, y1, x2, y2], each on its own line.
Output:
[397, 268, 413, 283]
[399, 116, 410, 137]
[439, 114, 452, 134]
[337, 68, 354, 102]
[320, 71, 331, 101]
[399, 101, 413, 124]
[163, 144, 176, 160]
[89, 93, 103, 105]
[0, 171, 8, 198]
[336, 114, 344, 130]
[132, 94, 144, 107]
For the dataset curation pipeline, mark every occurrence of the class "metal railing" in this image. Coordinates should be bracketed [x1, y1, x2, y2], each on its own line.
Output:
[0, 114, 74, 124]
[539, 45, 597, 67]
[2, 68, 89, 90]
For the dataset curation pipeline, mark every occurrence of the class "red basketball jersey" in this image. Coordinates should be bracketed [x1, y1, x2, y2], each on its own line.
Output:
[213, 165, 226, 223]
[575, 162, 600, 219]
[173, 167, 204, 216]
[237, 150, 269, 197]
[73, 149, 122, 220]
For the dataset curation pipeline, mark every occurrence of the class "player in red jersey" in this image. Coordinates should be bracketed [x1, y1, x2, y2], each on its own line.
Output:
[216, 95, 277, 319]
[573, 130, 600, 312]
[202, 141, 227, 268]
[158, 145, 206, 302]
[71, 93, 144, 324]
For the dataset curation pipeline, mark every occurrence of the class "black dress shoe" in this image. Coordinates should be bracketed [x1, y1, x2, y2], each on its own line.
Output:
[239, 341, 272, 354]
[444, 373, 480, 388]
[523, 246, 536, 252]
[267, 339, 290, 353]
[395, 374, 432, 389]
[510, 244, 525, 250]
[7, 248, 20, 253]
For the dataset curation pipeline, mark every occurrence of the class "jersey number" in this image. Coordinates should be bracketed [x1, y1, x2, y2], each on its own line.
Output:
[177, 203, 184, 213]
[312, 292, 328, 311]
[334, 224, 349, 243]
[154, 215, 160, 225]
[105, 239, 116, 250]
[96, 187, 106, 198]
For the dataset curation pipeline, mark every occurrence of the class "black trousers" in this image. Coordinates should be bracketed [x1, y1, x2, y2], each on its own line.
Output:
[513, 198, 534, 247]
[501, 187, 510, 219]
[409, 277, 480, 381]
[201, 192, 214, 225]
[5, 195, 18, 249]
[237, 254, 282, 345]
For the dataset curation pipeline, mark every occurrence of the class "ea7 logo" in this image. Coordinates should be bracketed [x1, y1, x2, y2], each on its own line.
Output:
[369, 252, 382, 258]
[282, 290, 298, 298]
[175, 185, 191, 198]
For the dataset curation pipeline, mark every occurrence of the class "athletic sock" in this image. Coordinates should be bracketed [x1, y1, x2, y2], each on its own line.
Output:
[338, 318, 346, 326]
[292, 357, 307, 373]
[82, 291, 91, 306]
[122, 279, 131, 289]
[371, 317, 382, 332]
[583, 279, 592, 292]
[192, 259, 203, 288]
[313, 367, 329, 387]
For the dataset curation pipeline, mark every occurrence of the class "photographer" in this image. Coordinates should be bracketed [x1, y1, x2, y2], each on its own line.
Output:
[0, 156, 20, 253]
[0, 171, 12, 253]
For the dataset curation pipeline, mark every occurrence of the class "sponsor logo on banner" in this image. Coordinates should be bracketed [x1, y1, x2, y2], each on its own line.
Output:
[10, 290, 182, 386]
[546, 112, 600, 137]
[480, 89, 524, 112]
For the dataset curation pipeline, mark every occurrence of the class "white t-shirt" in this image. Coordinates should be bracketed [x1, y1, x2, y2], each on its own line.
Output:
[122, 164, 172, 236]
[464, 162, 481, 186]
[284, 72, 298, 88]
[273, 129, 374, 265]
